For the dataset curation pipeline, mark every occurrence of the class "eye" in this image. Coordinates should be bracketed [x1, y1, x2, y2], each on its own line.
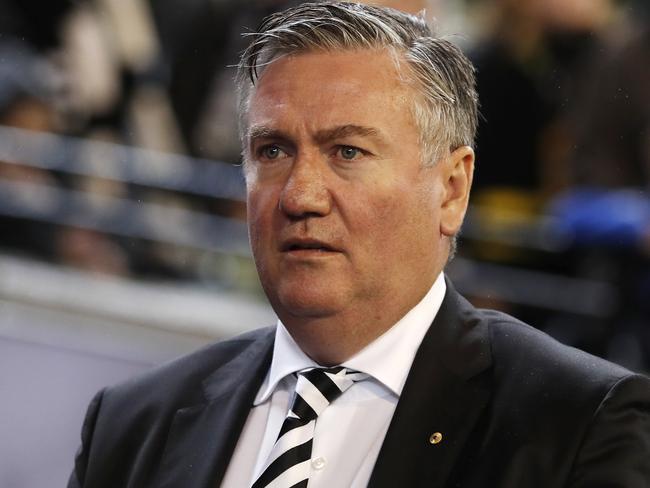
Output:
[257, 144, 286, 160]
[339, 146, 361, 160]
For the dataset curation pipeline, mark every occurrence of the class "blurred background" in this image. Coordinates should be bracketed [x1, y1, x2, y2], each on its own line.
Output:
[0, 0, 648, 485]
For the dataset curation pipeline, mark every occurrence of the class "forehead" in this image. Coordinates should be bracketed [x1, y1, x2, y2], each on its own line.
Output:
[246, 49, 416, 135]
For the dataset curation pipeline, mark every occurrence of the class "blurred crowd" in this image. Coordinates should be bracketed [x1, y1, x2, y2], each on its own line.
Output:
[464, 0, 650, 370]
[0, 0, 648, 367]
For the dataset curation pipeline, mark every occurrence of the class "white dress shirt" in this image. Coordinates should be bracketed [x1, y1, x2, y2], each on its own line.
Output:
[221, 273, 446, 488]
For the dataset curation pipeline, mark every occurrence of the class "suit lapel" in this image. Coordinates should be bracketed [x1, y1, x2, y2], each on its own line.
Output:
[152, 329, 274, 488]
[368, 281, 493, 488]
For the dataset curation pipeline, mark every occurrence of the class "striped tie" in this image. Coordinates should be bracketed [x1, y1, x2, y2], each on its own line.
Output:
[251, 367, 367, 488]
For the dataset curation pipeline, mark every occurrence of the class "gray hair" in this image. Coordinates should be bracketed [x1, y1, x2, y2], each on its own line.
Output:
[236, 1, 478, 165]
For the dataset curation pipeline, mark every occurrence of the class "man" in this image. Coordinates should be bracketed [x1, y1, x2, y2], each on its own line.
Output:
[68, 3, 650, 487]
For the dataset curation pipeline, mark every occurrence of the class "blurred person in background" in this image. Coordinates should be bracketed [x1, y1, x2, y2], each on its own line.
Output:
[470, 0, 618, 196]
[548, 2, 650, 370]
[68, 3, 650, 487]
[0, 36, 135, 276]
[0, 40, 62, 259]
[464, 0, 619, 265]
[458, 0, 650, 368]
[0, 0, 220, 279]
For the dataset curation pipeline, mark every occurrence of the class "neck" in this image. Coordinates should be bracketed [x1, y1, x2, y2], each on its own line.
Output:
[279, 277, 438, 366]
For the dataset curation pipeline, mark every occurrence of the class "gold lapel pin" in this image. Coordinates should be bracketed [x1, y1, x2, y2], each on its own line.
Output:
[429, 432, 443, 445]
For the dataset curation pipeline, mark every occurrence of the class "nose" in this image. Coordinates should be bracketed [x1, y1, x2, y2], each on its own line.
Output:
[279, 156, 332, 219]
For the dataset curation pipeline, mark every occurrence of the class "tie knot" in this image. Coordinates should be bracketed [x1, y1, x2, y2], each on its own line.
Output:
[291, 367, 366, 421]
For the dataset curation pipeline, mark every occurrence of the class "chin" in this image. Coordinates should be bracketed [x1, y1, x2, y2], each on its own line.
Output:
[271, 285, 347, 320]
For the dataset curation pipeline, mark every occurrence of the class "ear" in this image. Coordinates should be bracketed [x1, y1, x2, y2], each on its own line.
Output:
[440, 146, 474, 237]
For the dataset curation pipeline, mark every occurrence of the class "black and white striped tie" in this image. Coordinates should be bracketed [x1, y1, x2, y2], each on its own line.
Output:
[252, 367, 367, 488]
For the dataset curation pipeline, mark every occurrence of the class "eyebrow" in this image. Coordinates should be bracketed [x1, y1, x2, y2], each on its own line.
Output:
[247, 124, 383, 146]
[313, 125, 381, 144]
[247, 126, 285, 142]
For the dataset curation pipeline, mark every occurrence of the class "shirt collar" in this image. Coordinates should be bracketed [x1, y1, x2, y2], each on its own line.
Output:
[254, 320, 319, 405]
[254, 273, 446, 404]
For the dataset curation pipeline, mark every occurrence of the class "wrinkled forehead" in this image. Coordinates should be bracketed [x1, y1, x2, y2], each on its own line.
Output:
[237, 46, 416, 139]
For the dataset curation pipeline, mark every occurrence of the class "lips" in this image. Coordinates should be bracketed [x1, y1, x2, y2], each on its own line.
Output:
[280, 238, 340, 253]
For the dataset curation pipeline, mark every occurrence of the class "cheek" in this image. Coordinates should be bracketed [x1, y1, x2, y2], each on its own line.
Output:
[247, 188, 276, 247]
[356, 184, 440, 253]
[246, 194, 278, 289]
[350, 193, 413, 248]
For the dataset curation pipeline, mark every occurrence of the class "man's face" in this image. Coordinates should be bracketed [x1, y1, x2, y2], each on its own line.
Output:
[245, 49, 467, 327]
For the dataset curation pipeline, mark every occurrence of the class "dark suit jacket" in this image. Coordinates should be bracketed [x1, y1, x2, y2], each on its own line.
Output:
[69, 282, 650, 487]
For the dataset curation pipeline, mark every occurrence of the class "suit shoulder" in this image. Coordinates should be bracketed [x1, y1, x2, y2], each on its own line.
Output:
[480, 308, 641, 396]
[72, 327, 274, 487]
[478, 309, 650, 476]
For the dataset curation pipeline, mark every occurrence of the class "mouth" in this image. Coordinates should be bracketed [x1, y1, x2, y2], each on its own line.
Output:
[281, 239, 340, 254]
